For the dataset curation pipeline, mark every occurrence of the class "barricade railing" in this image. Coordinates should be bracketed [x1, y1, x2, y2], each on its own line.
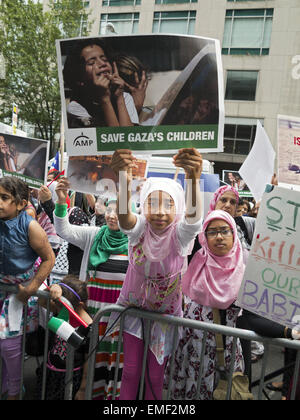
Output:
[85, 304, 300, 401]
[1, 283, 300, 401]
[0, 284, 75, 400]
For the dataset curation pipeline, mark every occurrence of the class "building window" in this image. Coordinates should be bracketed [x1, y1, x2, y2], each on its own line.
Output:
[224, 122, 257, 155]
[100, 13, 139, 34]
[155, 0, 197, 4]
[225, 70, 258, 101]
[222, 9, 273, 55]
[152, 11, 196, 35]
[102, 0, 141, 6]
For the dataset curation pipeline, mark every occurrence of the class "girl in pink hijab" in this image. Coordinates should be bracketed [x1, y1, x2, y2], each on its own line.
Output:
[167, 209, 245, 400]
[110, 148, 203, 400]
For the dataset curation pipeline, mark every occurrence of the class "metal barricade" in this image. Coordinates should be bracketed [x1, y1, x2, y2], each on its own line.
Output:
[1, 284, 300, 400]
[85, 304, 300, 401]
[0, 284, 75, 400]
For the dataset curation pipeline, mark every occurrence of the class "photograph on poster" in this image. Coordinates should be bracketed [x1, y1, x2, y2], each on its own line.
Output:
[0, 132, 49, 188]
[67, 154, 148, 196]
[57, 34, 224, 155]
[277, 115, 300, 187]
[222, 170, 251, 196]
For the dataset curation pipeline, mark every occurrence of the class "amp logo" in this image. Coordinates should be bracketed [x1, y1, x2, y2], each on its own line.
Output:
[73, 133, 93, 147]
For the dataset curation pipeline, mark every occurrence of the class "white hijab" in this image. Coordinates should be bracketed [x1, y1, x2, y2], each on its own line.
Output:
[139, 177, 185, 262]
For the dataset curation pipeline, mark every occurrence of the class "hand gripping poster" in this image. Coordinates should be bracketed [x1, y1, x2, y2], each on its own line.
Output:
[237, 186, 300, 329]
[56, 34, 224, 156]
[0, 132, 49, 189]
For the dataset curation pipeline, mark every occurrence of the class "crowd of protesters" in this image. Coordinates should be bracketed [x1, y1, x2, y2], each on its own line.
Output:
[0, 149, 299, 401]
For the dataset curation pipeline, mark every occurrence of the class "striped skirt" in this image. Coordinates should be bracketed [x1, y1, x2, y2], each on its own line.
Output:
[87, 254, 128, 400]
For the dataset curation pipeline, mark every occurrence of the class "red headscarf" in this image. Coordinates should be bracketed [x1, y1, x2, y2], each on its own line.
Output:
[208, 185, 239, 214]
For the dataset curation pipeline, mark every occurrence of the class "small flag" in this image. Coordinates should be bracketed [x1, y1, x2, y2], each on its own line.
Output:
[48, 317, 86, 349]
[50, 151, 60, 171]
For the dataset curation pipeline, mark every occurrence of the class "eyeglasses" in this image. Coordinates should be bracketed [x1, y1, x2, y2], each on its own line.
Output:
[205, 228, 233, 238]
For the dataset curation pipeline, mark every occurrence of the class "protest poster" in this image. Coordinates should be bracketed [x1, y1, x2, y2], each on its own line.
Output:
[56, 34, 224, 156]
[0, 132, 49, 189]
[237, 186, 300, 329]
[277, 114, 300, 188]
[222, 170, 251, 197]
[67, 154, 148, 196]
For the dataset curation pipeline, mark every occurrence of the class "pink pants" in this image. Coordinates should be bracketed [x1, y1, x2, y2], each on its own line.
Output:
[120, 332, 167, 400]
[0, 335, 23, 397]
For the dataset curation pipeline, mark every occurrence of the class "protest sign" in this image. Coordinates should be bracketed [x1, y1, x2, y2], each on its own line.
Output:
[278, 114, 300, 188]
[0, 132, 49, 189]
[67, 154, 148, 196]
[239, 121, 275, 202]
[56, 34, 224, 156]
[222, 170, 251, 197]
[237, 186, 300, 329]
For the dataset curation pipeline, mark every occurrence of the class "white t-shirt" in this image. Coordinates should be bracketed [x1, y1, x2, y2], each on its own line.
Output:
[67, 92, 139, 126]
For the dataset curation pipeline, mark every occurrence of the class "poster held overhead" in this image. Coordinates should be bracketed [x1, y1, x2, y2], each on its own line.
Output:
[239, 121, 275, 202]
[56, 34, 224, 156]
[0, 132, 49, 189]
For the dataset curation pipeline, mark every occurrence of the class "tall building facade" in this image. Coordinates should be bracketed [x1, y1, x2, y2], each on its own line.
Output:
[64, 0, 300, 176]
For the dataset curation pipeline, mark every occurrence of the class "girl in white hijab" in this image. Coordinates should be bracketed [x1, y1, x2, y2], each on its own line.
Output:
[109, 148, 203, 400]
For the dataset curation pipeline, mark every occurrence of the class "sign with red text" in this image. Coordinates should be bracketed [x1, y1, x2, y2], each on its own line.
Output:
[237, 186, 300, 329]
[278, 114, 300, 187]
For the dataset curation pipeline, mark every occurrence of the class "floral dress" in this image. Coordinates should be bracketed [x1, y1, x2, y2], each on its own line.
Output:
[165, 295, 244, 400]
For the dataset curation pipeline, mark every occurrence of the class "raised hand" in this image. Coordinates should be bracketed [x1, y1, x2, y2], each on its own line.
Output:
[173, 148, 203, 180]
[55, 177, 70, 204]
[110, 149, 138, 178]
[124, 70, 148, 113]
[38, 185, 52, 203]
[109, 62, 126, 98]
[92, 66, 111, 100]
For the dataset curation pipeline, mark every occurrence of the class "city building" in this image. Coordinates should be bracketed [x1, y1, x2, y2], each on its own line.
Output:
[59, 0, 300, 177]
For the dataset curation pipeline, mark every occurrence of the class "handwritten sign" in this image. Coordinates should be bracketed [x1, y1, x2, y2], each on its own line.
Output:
[237, 186, 300, 329]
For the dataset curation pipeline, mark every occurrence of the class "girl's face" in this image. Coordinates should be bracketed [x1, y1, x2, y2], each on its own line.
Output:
[206, 219, 234, 256]
[0, 186, 26, 220]
[81, 45, 112, 84]
[236, 203, 248, 217]
[105, 202, 119, 231]
[144, 190, 176, 231]
[215, 191, 237, 217]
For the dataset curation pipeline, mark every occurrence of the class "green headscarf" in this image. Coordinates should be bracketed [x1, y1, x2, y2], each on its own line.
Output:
[88, 224, 128, 271]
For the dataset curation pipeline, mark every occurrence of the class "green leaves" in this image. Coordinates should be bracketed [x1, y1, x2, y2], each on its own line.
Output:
[0, 0, 90, 152]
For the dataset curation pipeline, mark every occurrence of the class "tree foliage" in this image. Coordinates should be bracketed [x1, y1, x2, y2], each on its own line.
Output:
[0, 0, 90, 154]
